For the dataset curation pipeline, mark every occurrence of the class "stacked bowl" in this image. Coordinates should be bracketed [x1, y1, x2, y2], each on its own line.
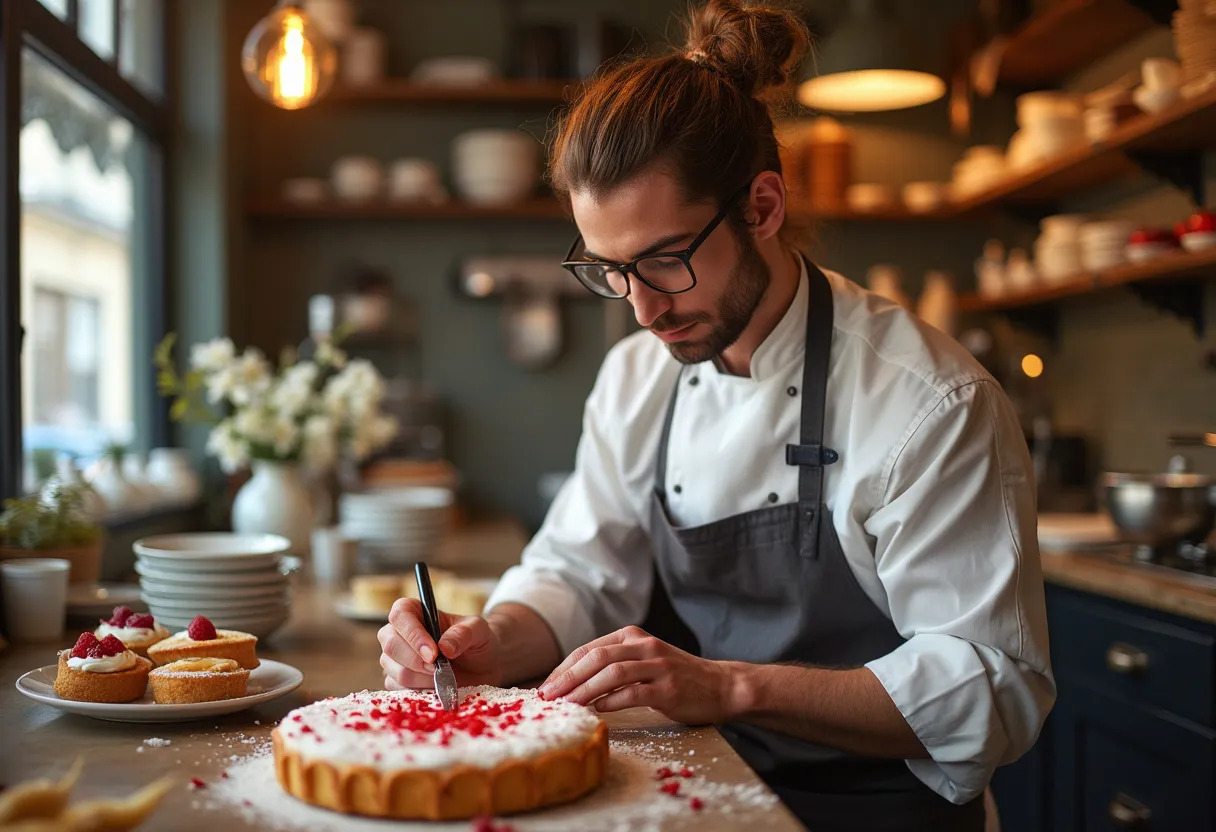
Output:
[340, 487, 454, 568]
[451, 129, 539, 205]
[134, 533, 296, 638]
[1079, 220, 1135, 272]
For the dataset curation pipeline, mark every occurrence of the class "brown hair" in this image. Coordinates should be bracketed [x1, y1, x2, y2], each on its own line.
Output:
[548, 0, 809, 220]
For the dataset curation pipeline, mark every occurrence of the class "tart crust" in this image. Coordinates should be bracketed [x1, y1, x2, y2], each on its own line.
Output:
[148, 657, 251, 704]
[271, 721, 608, 820]
[53, 651, 153, 703]
[146, 630, 259, 669]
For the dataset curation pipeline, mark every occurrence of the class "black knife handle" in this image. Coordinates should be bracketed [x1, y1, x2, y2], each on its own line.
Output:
[414, 562, 443, 642]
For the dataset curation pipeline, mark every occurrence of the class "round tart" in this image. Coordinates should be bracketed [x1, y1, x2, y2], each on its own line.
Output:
[149, 657, 251, 704]
[54, 633, 152, 703]
[273, 686, 608, 820]
[94, 605, 169, 658]
[146, 616, 259, 669]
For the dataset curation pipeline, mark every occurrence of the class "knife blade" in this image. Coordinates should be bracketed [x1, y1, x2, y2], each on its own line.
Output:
[414, 561, 458, 711]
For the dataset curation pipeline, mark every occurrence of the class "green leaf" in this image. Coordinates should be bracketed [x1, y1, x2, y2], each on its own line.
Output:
[170, 397, 189, 421]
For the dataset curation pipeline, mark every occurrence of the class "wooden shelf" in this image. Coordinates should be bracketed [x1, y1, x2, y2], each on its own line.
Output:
[788, 199, 958, 222]
[996, 0, 1157, 89]
[958, 246, 1216, 312]
[950, 86, 1216, 212]
[324, 79, 576, 106]
[245, 197, 570, 221]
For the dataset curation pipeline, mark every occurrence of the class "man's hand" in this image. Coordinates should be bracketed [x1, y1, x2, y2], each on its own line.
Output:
[538, 626, 743, 725]
[378, 597, 503, 689]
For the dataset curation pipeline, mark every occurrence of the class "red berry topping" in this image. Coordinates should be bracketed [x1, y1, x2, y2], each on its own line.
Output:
[104, 606, 134, 627]
[71, 632, 100, 659]
[97, 635, 126, 657]
[187, 616, 217, 641]
[126, 613, 155, 629]
[660, 781, 681, 796]
[690, 797, 705, 811]
[680, 767, 694, 777]
[189, 777, 206, 789]
[655, 766, 674, 780]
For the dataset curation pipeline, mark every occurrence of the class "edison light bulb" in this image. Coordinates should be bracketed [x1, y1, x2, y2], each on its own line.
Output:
[242, 2, 337, 110]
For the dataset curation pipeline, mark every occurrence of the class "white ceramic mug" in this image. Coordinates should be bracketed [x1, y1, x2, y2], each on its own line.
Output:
[1, 558, 70, 642]
[311, 527, 357, 587]
[341, 27, 386, 87]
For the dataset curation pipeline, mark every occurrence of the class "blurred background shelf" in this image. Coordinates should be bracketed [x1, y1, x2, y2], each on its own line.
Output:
[995, 0, 1160, 89]
[324, 79, 576, 106]
[245, 197, 571, 221]
[959, 246, 1216, 311]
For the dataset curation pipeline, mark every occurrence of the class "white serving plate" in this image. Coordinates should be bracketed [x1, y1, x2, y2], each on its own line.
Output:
[133, 556, 299, 583]
[137, 579, 288, 601]
[15, 659, 303, 723]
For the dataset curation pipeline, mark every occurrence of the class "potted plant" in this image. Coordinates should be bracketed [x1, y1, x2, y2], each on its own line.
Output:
[154, 333, 398, 555]
[0, 483, 105, 584]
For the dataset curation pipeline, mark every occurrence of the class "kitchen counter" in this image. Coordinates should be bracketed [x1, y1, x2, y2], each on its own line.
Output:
[1041, 547, 1216, 624]
[0, 578, 801, 830]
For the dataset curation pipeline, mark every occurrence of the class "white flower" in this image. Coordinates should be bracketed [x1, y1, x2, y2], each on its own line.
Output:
[205, 366, 237, 404]
[301, 414, 338, 471]
[270, 377, 314, 420]
[228, 349, 273, 407]
[233, 407, 273, 444]
[206, 420, 250, 473]
[283, 361, 319, 389]
[190, 337, 235, 372]
[315, 340, 347, 370]
[348, 413, 398, 461]
[269, 416, 300, 457]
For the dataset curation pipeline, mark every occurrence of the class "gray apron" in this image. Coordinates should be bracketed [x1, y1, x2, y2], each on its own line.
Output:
[643, 262, 985, 832]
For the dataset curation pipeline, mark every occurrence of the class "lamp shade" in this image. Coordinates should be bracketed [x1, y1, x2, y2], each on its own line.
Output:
[798, 0, 945, 113]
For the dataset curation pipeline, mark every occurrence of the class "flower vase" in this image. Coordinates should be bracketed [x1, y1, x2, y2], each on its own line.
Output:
[232, 461, 315, 556]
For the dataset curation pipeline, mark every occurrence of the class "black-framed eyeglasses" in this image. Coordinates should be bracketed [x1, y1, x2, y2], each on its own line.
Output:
[561, 184, 751, 299]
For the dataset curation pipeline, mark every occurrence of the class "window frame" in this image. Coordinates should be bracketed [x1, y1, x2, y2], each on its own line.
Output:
[0, 0, 173, 499]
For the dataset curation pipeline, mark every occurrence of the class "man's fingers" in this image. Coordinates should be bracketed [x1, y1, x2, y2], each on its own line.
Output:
[564, 658, 665, 706]
[541, 626, 644, 690]
[388, 597, 438, 663]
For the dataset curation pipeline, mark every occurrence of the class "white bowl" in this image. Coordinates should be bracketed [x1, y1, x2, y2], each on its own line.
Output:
[138, 579, 288, 600]
[1132, 85, 1179, 114]
[145, 595, 289, 614]
[1181, 231, 1216, 252]
[1126, 242, 1177, 262]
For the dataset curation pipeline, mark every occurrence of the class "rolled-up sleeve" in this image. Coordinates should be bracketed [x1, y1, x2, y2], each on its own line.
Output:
[484, 352, 655, 657]
[863, 379, 1055, 804]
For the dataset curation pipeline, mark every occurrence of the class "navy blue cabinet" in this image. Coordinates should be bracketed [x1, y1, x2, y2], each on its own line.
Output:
[992, 585, 1216, 832]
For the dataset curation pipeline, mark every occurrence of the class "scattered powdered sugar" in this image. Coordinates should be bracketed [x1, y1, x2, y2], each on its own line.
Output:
[142, 737, 172, 747]
[195, 726, 779, 832]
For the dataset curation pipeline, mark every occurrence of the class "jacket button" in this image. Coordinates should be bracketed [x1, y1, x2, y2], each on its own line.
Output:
[787, 386, 797, 397]
[673, 484, 682, 494]
[768, 493, 779, 503]
[689, 376, 699, 386]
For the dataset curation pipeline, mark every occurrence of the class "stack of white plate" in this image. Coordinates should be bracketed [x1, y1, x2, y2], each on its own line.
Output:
[1079, 220, 1135, 272]
[134, 533, 297, 638]
[340, 487, 454, 566]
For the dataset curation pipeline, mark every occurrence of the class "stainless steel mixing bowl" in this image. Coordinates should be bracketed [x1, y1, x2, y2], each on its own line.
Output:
[1101, 471, 1216, 556]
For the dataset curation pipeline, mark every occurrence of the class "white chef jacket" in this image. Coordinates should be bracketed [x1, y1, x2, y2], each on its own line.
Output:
[485, 259, 1055, 805]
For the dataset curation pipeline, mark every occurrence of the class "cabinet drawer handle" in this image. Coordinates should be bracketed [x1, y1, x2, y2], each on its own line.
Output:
[1109, 793, 1152, 828]
[1105, 642, 1149, 675]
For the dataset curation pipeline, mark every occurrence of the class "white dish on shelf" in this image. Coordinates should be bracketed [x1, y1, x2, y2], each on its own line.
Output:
[133, 557, 299, 585]
[1181, 231, 1216, 252]
[136, 579, 288, 601]
[15, 658, 303, 723]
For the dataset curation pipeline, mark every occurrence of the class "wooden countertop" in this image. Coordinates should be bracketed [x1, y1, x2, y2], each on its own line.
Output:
[0, 535, 800, 831]
[1041, 547, 1216, 625]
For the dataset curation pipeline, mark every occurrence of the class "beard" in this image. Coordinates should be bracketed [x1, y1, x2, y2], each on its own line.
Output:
[652, 231, 771, 365]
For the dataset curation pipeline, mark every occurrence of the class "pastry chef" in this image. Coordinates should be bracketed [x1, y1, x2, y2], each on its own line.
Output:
[379, 2, 1054, 829]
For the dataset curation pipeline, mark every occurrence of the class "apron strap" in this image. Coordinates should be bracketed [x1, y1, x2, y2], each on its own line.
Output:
[789, 260, 837, 559]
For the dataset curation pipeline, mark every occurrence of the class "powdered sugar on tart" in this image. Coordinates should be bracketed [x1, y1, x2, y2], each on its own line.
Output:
[277, 686, 600, 773]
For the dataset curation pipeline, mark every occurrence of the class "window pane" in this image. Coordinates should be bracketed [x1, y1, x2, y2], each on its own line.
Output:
[36, 0, 70, 20]
[79, 0, 116, 61]
[20, 49, 146, 490]
[119, 0, 163, 98]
